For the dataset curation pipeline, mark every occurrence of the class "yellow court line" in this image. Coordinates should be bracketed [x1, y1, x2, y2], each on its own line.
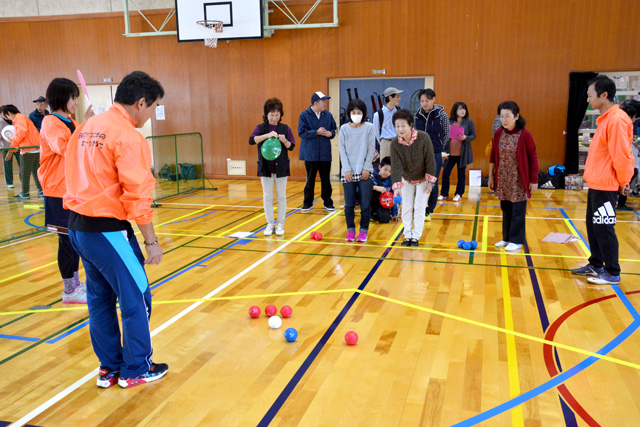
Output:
[385, 224, 404, 247]
[155, 205, 216, 227]
[563, 218, 591, 256]
[0, 261, 58, 286]
[3, 284, 640, 371]
[222, 212, 266, 235]
[500, 251, 525, 426]
[482, 215, 489, 253]
[294, 210, 343, 243]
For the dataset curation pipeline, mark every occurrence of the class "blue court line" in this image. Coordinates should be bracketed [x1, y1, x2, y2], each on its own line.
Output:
[45, 320, 89, 344]
[0, 334, 40, 342]
[523, 240, 578, 426]
[257, 230, 402, 426]
[453, 318, 640, 426]
[23, 210, 44, 229]
[560, 208, 589, 249]
[612, 285, 640, 321]
[160, 210, 217, 225]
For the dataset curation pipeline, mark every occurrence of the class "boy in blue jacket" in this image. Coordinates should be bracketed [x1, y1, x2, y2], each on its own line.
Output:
[371, 156, 398, 223]
[298, 91, 337, 212]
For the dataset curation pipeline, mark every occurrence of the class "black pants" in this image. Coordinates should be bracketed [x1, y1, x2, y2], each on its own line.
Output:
[45, 196, 80, 279]
[440, 156, 466, 197]
[20, 152, 42, 194]
[586, 189, 620, 276]
[500, 200, 527, 244]
[371, 190, 392, 223]
[303, 161, 333, 208]
[426, 154, 443, 214]
[343, 178, 372, 231]
[3, 153, 20, 186]
[617, 168, 638, 207]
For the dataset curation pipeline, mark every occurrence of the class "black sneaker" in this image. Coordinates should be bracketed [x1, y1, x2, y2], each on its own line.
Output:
[324, 205, 336, 212]
[37, 190, 44, 198]
[14, 192, 30, 199]
[118, 363, 168, 388]
[401, 238, 411, 247]
[571, 265, 603, 277]
[301, 205, 313, 213]
[410, 239, 419, 247]
[97, 368, 120, 388]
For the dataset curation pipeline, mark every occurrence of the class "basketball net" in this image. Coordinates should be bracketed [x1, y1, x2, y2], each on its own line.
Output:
[196, 20, 223, 48]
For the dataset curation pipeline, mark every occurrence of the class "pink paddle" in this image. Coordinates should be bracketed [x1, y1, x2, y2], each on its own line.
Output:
[77, 69, 89, 102]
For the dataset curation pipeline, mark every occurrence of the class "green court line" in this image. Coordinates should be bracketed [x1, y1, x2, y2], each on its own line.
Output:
[469, 200, 481, 265]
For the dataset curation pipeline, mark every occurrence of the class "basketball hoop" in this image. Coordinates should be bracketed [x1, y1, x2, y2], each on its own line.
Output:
[196, 20, 224, 48]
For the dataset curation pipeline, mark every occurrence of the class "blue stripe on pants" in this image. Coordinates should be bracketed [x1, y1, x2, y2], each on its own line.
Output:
[69, 228, 153, 378]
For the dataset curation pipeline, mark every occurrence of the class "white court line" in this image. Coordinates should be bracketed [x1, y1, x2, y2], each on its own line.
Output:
[159, 202, 266, 209]
[9, 210, 340, 427]
[0, 233, 48, 250]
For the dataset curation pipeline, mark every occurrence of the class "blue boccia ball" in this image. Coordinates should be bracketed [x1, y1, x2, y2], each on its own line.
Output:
[284, 328, 298, 342]
[393, 196, 402, 204]
[457, 240, 465, 249]
[470, 240, 478, 249]
[463, 242, 472, 250]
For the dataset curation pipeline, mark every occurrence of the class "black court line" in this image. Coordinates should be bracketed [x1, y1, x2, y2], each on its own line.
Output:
[257, 230, 402, 426]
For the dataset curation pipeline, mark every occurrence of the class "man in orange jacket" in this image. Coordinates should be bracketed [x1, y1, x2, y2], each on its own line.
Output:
[571, 75, 634, 285]
[1, 104, 43, 199]
[65, 71, 168, 388]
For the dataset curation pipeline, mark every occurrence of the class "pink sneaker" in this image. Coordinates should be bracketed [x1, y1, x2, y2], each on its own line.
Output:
[345, 230, 356, 242]
[356, 232, 368, 243]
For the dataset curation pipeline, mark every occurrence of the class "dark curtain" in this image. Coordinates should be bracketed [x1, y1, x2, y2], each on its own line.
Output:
[565, 71, 598, 173]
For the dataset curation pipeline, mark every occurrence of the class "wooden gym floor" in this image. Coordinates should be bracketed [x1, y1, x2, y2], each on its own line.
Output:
[1, 179, 640, 426]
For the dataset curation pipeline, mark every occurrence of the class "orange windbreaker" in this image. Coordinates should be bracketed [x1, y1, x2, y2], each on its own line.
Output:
[10, 113, 40, 154]
[63, 103, 155, 224]
[583, 105, 634, 191]
[38, 114, 78, 198]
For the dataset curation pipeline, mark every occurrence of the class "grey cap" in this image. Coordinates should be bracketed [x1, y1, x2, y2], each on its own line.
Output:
[33, 96, 46, 103]
[382, 87, 403, 97]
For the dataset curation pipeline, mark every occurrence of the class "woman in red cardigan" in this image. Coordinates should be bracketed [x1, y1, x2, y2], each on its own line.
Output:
[488, 101, 539, 252]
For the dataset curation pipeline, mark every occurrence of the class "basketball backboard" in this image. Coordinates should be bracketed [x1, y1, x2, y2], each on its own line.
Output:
[175, 0, 263, 43]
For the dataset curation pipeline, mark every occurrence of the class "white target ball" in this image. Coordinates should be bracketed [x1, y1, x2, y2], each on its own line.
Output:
[268, 315, 282, 329]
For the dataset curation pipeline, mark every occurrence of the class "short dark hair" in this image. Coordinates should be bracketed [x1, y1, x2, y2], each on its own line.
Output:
[392, 108, 414, 127]
[346, 98, 368, 122]
[46, 78, 80, 113]
[450, 102, 469, 120]
[384, 94, 399, 104]
[0, 105, 20, 116]
[380, 156, 391, 167]
[418, 89, 436, 100]
[620, 99, 640, 120]
[263, 97, 283, 123]
[114, 71, 164, 106]
[588, 75, 616, 102]
[498, 101, 526, 129]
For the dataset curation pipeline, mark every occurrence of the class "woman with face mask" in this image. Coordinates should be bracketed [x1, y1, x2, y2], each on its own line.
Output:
[339, 99, 376, 243]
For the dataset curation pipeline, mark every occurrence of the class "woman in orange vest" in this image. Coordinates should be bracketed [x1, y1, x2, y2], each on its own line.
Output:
[0, 104, 43, 198]
[39, 78, 94, 303]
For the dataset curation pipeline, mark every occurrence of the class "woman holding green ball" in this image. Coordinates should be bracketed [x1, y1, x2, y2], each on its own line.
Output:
[249, 98, 296, 236]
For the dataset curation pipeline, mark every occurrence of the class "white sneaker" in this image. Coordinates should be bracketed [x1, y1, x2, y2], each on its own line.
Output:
[495, 240, 509, 247]
[264, 224, 274, 236]
[62, 288, 87, 304]
[437, 195, 446, 201]
[453, 194, 462, 202]
[7, 184, 14, 188]
[275, 224, 285, 236]
[505, 243, 522, 252]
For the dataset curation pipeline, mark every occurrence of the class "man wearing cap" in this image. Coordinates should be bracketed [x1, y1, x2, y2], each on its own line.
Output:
[29, 96, 50, 132]
[298, 91, 337, 212]
[373, 87, 403, 160]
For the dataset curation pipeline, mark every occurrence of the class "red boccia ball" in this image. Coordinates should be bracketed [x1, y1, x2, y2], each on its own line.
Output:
[345, 331, 358, 345]
[310, 231, 317, 239]
[280, 305, 293, 318]
[265, 304, 277, 317]
[249, 306, 261, 318]
[315, 232, 323, 241]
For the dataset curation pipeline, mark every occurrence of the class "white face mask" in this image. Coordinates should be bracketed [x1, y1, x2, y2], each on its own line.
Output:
[350, 114, 363, 124]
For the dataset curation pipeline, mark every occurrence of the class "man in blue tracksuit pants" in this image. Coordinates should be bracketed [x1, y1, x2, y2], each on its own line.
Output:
[65, 71, 168, 389]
